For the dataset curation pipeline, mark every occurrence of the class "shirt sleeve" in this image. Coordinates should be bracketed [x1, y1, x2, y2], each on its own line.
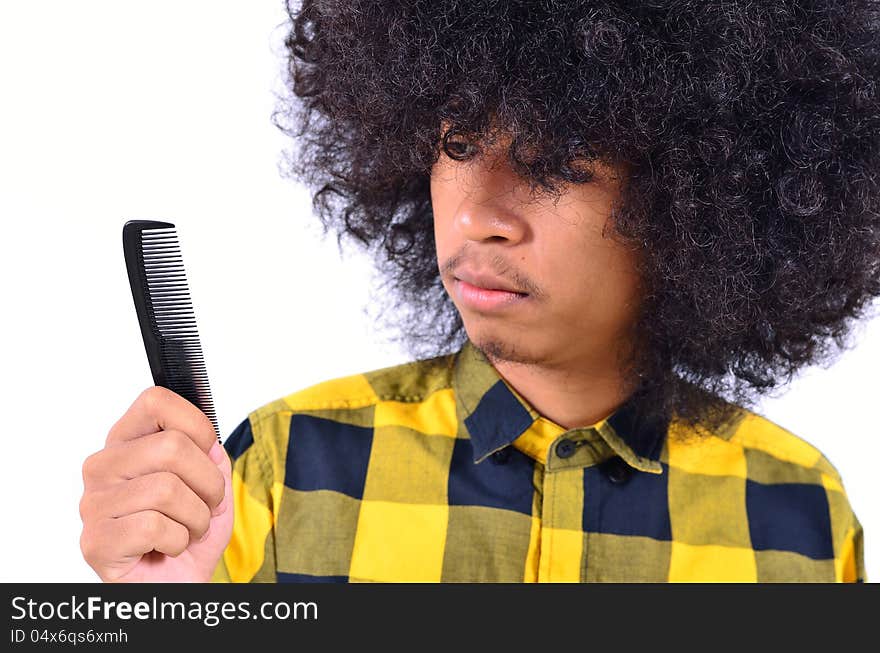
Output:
[210, 416, 277, 583]
[840, 510, 866, 583]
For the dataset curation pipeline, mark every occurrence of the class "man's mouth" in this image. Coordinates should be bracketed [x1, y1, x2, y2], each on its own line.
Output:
[453, 276, 529, 311]
[453, 269, 528, 294]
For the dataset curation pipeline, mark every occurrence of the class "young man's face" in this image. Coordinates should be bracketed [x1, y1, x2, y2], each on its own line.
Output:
[431, 129, 643, 370]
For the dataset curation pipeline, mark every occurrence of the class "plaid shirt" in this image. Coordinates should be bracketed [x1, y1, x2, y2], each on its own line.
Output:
[211, 339, 865, 582]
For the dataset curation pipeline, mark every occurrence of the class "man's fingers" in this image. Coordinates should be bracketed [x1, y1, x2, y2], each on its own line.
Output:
[82, 510, 191, 569]
[80, 386, 232, 583]
[105, 386, 216, 453]
[84, 429, 225, 511]
[79, 473, 212, 542]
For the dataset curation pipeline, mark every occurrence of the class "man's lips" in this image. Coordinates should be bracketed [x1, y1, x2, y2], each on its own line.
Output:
[453, 270, 527, 294]
[452, 272, 530, 312]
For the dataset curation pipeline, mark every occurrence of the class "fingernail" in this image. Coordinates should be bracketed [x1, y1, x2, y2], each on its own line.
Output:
[208, 441, 225, 465]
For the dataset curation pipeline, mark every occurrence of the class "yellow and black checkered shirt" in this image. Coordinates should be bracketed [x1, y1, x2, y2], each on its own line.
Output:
[211, 339, 865, 582]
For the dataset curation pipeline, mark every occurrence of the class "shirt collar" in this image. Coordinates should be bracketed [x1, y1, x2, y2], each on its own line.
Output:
[453, 338, 667, 473]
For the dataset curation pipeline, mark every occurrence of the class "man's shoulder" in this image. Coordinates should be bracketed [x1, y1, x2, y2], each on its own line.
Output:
[693, 405, 844, 484]
[248, 350, 459, 427]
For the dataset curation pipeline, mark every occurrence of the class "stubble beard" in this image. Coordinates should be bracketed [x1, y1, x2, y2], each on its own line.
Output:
[472, 334, 544, 368]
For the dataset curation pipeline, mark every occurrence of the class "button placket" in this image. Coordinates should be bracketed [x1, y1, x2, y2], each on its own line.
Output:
[548, 431, 607, 471]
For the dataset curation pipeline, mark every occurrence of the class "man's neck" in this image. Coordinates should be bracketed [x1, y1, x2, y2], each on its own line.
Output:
[489, 353, 634, 430]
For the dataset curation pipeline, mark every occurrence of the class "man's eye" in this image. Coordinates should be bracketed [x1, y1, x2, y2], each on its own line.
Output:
[441, 131, 478, 161]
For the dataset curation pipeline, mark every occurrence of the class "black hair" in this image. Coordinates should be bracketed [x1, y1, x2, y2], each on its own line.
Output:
[273, 0, 880, 430]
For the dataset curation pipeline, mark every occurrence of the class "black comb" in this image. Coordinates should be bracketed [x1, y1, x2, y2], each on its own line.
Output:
[122, 220, 221, 442]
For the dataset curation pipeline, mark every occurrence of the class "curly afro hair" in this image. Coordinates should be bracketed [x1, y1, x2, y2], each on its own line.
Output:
[274, 0, 880, 430]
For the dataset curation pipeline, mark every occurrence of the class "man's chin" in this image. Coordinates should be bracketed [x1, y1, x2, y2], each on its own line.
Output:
[471, 335, 541, 367]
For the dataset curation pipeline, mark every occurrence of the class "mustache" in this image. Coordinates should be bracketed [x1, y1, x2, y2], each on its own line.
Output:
[440, 249, 545, 298]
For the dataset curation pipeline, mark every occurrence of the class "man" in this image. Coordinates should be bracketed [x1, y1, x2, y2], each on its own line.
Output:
[80, 0, 877, 582]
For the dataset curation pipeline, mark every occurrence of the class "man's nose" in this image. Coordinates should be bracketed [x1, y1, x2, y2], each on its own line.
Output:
[452, 165, 529, 245]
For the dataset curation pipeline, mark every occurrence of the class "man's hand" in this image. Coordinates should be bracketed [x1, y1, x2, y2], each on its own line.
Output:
[79, 386, 233, 582]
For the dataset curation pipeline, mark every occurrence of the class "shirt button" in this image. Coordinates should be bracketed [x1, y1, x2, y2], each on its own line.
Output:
[604, 456, 633, 484]
[490, 448, 511, 465]
[555, 438, 576, 459]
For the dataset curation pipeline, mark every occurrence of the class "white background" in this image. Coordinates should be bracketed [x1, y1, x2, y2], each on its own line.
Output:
[0, 2, 876, 582]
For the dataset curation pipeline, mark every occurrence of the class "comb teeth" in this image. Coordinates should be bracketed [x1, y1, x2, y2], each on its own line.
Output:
[136, 225, 220, 439]
[141, 228, 198, 338]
